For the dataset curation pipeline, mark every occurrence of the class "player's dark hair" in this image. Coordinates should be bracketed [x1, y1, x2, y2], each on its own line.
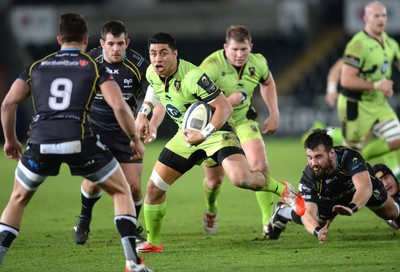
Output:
[304, 128, 333, 152]
[58, 13, 88, 43]
[226, 25, 252, 43]
[101, 20, 128, 40]
[147, 32, 176, 51]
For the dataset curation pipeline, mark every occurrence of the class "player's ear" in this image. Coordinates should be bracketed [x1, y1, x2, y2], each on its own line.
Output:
[57, 35, 62, 45]
[126, 38, 130, 47]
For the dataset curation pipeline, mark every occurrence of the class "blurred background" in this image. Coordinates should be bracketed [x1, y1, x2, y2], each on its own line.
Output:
[1, 0, 400, 141]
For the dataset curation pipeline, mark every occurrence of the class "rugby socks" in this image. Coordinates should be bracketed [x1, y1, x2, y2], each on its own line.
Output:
[255, 191, 274, 224]
[134, 198, 143, 218]
[143, 202, 167, 246]
[261, 172, 286, 196]
[80, 186, 102, 218]
[203, 178, 220, 215]
[361, 138, 391, 160]
[0, 223, 18, 266]
[114, 215, 139, 263]
[276, 207, 303, 225]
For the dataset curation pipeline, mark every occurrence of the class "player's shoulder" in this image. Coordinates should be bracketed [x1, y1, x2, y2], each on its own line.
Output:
[125, 48, 149, 66]
[178, 59, 204, 78]
[86, 46, 103, 61]
[202, 49, 224, 64]
[249, 52, 267, 62]
[383, 33, 400, 48]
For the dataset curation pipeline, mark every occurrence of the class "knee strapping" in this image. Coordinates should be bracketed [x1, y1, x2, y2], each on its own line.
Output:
[151, 169, 170, 191]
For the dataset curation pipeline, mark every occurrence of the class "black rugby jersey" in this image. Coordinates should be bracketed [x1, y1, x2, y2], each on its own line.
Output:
[19, 48, 113, 144]
[299, 146, 380, 207]
[88, 47, 149, 132]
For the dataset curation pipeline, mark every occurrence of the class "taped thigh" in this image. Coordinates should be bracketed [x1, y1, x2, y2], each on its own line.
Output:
[373, 120, 400, 142]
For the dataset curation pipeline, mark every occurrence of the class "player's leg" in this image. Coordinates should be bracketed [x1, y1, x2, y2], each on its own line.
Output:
[73, 139, 151, 271]
[241, 138, 273, 236]
[138, 160, 182, 253]
[220, 152, 305, 215]
[0, 149, 49, 267]
[96, 165, 149, 270]
[0, 179, 37, 266]
[72, 179, 102, 244]
[202, 165, 223, 235]
[120, 162, 147, 242]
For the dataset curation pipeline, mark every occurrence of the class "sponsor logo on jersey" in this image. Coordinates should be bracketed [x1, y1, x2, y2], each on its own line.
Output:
[325, 176, 338, 184]
[80, 60, 89, 67]
[165, 104, 182, 119]
[40, 60, 79, 66]
[106, 67, 120, 74]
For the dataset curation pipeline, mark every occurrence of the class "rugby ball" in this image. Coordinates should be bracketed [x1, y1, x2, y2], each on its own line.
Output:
[182, 101, 212, 131]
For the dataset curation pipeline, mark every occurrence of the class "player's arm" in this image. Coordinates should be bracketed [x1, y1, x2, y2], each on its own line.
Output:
[332, 171, 372, 216]
[100, 80, 144, 159]
[259, 71, 279, 135]
[341, 63, 393, 98]
[208, 93, 233, 129]
[325, 59, 343, 108]
[183, 93, 232, 146]
[1, 79, 30, 160]
[136, 86, 164, 142]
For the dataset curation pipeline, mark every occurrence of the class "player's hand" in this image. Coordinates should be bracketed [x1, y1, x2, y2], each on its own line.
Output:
[129, 136, 145, 160]
[183, 129, 205, 146]
[332, 204, 353, 216]
[4, 139, 23, 161]
[375, 79, 393, 98]
[262, 115, 279, 135]
[143, 123, 157, 144]
[227, 91, 245, 107]
[318, 220, 331, 244]
[135, 114, 150, 139]
[325, 92, 337, 108]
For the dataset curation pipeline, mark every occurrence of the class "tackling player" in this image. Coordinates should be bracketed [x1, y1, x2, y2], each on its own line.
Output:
[268, 129, 400, 244]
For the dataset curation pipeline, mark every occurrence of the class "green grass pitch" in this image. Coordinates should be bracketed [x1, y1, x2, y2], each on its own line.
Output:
[0, 138, 398, 271]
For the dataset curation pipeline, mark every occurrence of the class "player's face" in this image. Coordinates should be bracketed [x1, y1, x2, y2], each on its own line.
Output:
[149, 44, 178, 78]
[100, 33, 129, 64]
[380, 174, 399, 197]
[364, 3, 387, 36]
[224, 39, 252, 67]
[306, 144, 334, 179]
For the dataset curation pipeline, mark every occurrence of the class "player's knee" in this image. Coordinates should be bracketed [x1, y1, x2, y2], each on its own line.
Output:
[229, 174, 252, 188]
[145, 169, 170, 203]
[82, 179, 101, 195]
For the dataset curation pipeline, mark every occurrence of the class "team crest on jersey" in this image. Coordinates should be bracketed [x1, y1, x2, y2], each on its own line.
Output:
[80, 60, 89, 67]
[197, 74, 217, 94]
[249, 67, 255, 76]
[174, 81, 181, 92]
